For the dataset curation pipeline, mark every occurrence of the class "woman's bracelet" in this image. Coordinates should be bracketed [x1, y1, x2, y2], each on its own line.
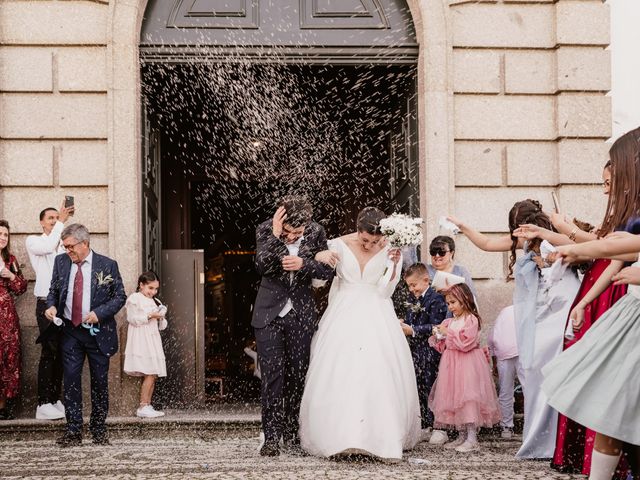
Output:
[568, 228, 578, 242]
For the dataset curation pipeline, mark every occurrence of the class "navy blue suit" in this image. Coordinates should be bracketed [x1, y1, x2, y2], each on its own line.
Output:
[47, 251, 126, 438]
[405, 287, 448, 428]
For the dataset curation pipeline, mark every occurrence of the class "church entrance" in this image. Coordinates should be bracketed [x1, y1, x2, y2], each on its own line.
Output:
[140, 1, 419, 406]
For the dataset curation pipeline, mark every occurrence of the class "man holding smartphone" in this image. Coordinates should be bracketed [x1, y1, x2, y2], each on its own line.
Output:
[25, 200, 74, 420]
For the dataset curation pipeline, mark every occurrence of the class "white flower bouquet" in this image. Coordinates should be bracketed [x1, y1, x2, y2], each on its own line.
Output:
[379, 213, 424, 248]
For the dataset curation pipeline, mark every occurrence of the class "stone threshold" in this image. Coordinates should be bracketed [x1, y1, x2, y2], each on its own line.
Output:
[0, 409, 262, 441]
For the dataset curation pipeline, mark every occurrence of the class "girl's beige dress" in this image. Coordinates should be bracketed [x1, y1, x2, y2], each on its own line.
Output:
[123, 292, 167, 377]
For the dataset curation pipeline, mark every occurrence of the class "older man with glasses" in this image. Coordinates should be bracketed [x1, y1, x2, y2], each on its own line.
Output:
[44, 224, 126, 447]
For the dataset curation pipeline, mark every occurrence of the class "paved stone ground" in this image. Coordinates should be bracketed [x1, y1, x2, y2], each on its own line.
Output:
[0, 431, 583, 479]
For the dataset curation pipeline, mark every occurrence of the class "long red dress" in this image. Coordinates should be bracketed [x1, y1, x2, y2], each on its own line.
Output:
[0, 254, 27, 399]
[551, 258, 629, 477]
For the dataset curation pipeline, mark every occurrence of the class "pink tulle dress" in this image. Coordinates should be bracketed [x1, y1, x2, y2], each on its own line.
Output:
[428, 314, 501, 428]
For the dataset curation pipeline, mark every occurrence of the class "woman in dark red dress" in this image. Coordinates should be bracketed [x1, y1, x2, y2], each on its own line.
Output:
[0, 220, 27, 420]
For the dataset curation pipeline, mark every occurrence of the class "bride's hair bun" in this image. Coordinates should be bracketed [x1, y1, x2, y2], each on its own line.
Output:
[357, 207, 386, 235]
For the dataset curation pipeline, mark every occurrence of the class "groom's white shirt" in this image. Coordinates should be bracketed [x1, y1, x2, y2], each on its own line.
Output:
[278, 236, 303, 318]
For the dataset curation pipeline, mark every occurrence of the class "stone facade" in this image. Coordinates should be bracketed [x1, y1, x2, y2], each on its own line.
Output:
[0, 0, 610, 415]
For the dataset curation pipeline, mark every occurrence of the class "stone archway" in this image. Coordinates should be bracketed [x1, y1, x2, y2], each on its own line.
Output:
[107, 0, 453, 287]
[106, 0, 452, 411]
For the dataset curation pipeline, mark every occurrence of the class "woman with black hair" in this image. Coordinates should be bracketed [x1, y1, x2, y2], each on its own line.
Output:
[426, 235, 477, 298]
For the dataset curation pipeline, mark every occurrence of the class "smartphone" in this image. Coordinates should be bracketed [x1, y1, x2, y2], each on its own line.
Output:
[65, 195, 75, 215]
[551, 191, 561, 214]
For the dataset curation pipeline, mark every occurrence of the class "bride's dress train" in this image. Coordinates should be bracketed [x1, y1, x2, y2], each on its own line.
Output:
[299, 238, 421, 459]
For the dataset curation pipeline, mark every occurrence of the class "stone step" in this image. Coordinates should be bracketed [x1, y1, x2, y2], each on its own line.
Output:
[0, 409, 261, 441]
[1, 410, 523, 441]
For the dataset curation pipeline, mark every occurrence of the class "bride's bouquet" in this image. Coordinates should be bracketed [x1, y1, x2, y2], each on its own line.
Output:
[379, 213, 424, 248]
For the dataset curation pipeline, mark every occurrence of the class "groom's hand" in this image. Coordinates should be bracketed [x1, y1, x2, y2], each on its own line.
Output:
[282, 255, 303, 271]
[272, 206, 287, 238]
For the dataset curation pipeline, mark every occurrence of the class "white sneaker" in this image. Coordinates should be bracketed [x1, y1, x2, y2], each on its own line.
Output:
[455, 441, 480, 453]
[53, 401, 65, 414]
[36, 403, 65, 420]
[428, 430, 449, 445]
[444, 435, 467, 449]
[136, 405, 165, 418]
[501, 427, 513, 439]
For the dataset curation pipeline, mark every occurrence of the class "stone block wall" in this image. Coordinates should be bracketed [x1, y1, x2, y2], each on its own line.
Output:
[0, 0, 612, 414]
[0, 0, 111, 416]
[448, 0, 611, 318]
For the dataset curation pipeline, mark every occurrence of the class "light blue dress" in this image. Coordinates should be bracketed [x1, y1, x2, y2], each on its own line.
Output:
[542, 261, 640, 446]
[513, 253, 581, 459]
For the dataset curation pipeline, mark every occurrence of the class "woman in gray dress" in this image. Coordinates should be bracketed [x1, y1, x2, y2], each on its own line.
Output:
[545, 227, 640, 479]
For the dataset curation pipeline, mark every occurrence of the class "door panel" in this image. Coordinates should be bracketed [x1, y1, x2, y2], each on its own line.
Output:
[156, 249, 206, 408]
[141, 100, 162, 276]
[389, 72, 418, 216]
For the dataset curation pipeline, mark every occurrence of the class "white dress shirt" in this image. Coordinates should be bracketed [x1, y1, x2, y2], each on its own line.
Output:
[25, 221, 66, 298]
[278, 237, 303, 318]
[64, 251, 93, 321]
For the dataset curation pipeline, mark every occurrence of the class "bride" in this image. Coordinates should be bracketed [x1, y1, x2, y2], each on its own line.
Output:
[298, 207, 421, 460]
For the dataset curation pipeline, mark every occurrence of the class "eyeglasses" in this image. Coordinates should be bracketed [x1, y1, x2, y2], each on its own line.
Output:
[63, 241, 83, 251]
[429, 248, 451, 257]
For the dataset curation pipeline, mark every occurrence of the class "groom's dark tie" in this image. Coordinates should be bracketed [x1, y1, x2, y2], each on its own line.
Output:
[71, 261, 85, 327]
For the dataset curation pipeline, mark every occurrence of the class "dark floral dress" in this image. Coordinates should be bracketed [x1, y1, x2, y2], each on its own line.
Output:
[0, 254, 27, 399]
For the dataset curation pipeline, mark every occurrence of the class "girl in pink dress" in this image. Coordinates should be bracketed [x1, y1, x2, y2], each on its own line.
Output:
[124, 272, 168, 418]
[428, 283, 501, 452]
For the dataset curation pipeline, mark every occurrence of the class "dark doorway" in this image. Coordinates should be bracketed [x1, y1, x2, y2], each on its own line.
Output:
[142, 62, 418, 402]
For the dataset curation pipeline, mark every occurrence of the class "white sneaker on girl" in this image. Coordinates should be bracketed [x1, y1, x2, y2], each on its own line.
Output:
[444, 435, 467, 449]
[136, 405, 165, 418]
[455, 441, 480, 453]
[428, 430, 449, 445]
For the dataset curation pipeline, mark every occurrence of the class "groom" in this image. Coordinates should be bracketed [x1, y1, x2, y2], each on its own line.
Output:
[252, 196, 334, 456]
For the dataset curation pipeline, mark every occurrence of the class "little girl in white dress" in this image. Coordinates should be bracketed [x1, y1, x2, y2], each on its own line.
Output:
[124, 272, 168, 418]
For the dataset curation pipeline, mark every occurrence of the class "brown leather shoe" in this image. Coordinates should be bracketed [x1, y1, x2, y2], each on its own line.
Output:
[56, 432, 82, 448]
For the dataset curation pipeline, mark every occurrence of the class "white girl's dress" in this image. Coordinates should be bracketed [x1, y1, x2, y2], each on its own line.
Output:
[542, 261, 640, 446]
[299, 238, 421, 460]
[123, 292, 167, 377]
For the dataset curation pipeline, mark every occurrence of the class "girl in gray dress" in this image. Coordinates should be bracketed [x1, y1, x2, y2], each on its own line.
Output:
[545, 227, 640, 480]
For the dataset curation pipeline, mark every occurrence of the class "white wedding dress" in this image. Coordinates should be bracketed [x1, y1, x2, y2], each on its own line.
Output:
[299, 238, 421, 459]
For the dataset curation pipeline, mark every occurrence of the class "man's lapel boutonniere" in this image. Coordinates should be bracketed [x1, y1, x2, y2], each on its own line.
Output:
[404, 301, 425, 315]
[95, 271, 114, 287]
